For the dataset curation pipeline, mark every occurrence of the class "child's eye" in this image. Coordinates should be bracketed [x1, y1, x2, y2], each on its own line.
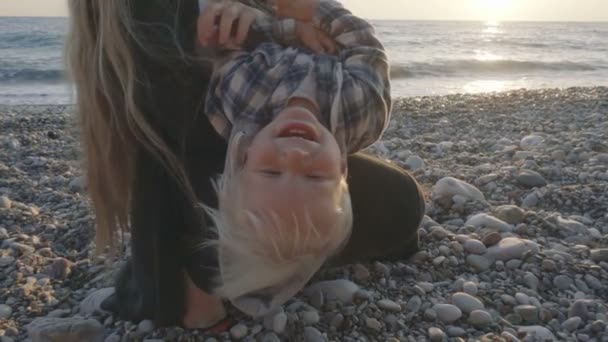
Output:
[306, 174, 325, 181]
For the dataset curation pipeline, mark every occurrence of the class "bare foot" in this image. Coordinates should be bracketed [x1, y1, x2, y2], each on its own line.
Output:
[182, 271, 227, 329]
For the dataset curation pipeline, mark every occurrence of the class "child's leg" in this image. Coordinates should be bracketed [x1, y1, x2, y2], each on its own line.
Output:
[327, 152, 425, 266]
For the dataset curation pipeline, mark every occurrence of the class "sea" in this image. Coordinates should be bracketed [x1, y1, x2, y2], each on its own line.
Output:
[0, 17, 607, 105]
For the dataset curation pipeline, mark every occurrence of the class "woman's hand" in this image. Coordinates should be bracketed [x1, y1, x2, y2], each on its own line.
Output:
[295, 21, 336, 54]
[271, 0, 319, 21]
[198, 1, 266, 49]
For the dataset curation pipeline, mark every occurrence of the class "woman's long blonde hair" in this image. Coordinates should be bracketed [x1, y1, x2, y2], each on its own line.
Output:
[65, 0, 198, 254]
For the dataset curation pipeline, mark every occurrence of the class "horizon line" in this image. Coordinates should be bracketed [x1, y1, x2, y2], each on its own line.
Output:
[0, 15, 606, 23]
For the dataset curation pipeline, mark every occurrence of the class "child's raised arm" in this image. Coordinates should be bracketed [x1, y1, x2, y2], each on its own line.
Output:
[276, 0, 391, 153]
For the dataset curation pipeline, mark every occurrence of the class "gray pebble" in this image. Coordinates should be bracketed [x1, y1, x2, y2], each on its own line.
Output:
[468, 310, 492, 326]
[229, 324, 248, 340]
[304, 280, 359, 305]
[27, 317, 105, 342]
[568, 300, 589, 319]
[462, 281, 478, 296]
[481, 232, 502, 246]
[303, 327, 326, 342]
[515, 305, 538, 323]
[463, 239, 487, 255]
[0, 304, 12, 319]
[523, 272, 539, 290]
[433, 304, 462, 323]
[516, 169, 547, 188]
[364, 317, 382, 331]
[553, 275, 573, 290]
[407, 295, 422, 313]
[590, 249, 608, 263]
[377, 299, 401, 312]
[515, 292, 530, 305]
[262, 332, 281, 342]
[301, 311, 320, 325]
[585, 274, 602, 289]
[494, 205, 525, 224]
[271, 312, 287, 334]
[562, 316, 582, 332]
[452, 292, 484, 313]
[466, 254, 492, 272]
[428, 327, 446, 342]
[446, 326, 466, 337]
[104, 334, 121, 342]
[137, 320, 155, 335]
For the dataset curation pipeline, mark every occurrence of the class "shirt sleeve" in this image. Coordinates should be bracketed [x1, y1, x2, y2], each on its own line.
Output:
[312, 0, 392, 153]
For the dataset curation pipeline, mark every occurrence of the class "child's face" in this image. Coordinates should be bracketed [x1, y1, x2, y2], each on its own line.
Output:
[239, 104, 345, 231]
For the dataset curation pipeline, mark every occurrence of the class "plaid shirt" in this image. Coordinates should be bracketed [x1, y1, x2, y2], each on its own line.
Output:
[204, 0, 391, 154]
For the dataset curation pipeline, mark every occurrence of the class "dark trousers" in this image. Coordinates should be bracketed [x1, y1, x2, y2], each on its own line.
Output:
[103, 0, 423, 327]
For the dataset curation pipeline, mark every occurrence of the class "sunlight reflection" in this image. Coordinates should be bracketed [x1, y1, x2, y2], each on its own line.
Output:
[474, 50, 503, 61]
[483, 21, 502, 34]
[463, 80, 509, 93]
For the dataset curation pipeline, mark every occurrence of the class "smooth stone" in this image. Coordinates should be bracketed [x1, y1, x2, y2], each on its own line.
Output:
[466, 213, 512, 232]
[405, 155, 425, 171]
[463, 239, 487, 255]
[515, 293, 530, 305]
[353, 264, 371, 281]
[80, 288, 115, 315]
[301, 311, 320, 325]
[517, 326, 555, 340]
[516, 169, 547, 188]
[515, 305, 538, 323]
[590, 249, 608, 262]
[364, 317, 382, 331]
[482, 232, 502, 246]
[553, 275, 573, 290]
[377, 299, 401, 312]
[523, 272, 539, 290]
[262, 332, 281, 342]
[137, 320, 155, 335]
[304, 280, 359, 304]
[303, 327, 326, 342]
[520, 134, 545, 150]
[27, 317, 105, 342]
[0, 304, 12, 319]
[432, 177, 486, 203]
[521, 192, 539, 208]
[428, 327, 446, 342]
[407, 295, 422, 313]
[494, 205, 525, 224]
[468, 310, 492, 326]
[418, 282, 435, 292]
[229, 324, 248, 340]
[485, 237, 539, 261]
[446, 326, 466, 337]
[433, 304, 462, 323]
[466, 254, 492, 272]
[452, 292, 484, 313]
[568, 300, 589, 319]
[272, 312, 287, 334]
[545, 215, 587, 235]
[462, 281, 478, 296]
[0, 196, 11, 209]
[330, 313, 344, 329]
[562, 317, 582, 332]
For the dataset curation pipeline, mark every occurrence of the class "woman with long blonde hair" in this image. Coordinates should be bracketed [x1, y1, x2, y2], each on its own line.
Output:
[66, 0, 425, 329]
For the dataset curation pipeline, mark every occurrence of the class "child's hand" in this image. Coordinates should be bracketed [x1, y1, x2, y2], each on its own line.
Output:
[296, 21, 336, 54]
[198, 1, 266, 49]
[271, 0, 319, 21]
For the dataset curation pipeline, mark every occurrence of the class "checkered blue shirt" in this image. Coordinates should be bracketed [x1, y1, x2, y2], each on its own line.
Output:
[204, 0, 391, 154]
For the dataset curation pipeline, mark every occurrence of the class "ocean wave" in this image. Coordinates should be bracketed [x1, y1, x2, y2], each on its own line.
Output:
[390, 59, 604, 79]
[0, 68, 65, 83]
[0, 32, 64, 49]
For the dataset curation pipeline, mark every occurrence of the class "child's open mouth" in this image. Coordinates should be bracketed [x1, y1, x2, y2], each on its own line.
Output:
[276, 121, 320, 142]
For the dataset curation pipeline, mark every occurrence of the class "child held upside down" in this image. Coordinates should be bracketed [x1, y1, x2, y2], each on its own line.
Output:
[185, 0, 391, 327]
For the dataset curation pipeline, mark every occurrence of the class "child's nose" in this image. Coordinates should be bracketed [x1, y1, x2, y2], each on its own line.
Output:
[282, 147, 310, 170]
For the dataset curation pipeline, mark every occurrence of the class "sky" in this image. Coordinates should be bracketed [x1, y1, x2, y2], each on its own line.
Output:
[0, 0, 607, 21]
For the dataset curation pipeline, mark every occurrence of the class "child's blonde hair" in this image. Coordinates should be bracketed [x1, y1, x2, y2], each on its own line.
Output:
[201, 131, 353, 316]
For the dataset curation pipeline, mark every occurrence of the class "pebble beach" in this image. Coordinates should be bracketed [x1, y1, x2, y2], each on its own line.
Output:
[1, 86, 607, 342]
